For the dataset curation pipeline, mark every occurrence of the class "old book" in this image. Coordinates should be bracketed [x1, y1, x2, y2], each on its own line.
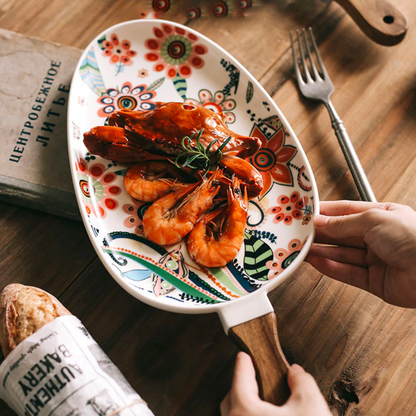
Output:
[0, 29, 82, 220]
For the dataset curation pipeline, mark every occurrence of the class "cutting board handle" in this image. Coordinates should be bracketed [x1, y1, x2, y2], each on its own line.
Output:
[229, 312, 290, 405]
[334, 0, 407, 46]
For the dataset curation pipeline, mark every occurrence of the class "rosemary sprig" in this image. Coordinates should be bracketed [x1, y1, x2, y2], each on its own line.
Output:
[174, 129, 232, 176]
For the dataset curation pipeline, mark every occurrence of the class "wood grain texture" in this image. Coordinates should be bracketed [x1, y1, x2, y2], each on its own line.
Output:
[0, 202, 96, 294]
[1, 1, 416, 415]
[229, 313, 290, 405]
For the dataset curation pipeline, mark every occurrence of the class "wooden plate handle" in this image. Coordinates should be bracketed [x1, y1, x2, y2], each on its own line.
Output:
[334, 0, 407, 46]
[228, 312, 290, 405]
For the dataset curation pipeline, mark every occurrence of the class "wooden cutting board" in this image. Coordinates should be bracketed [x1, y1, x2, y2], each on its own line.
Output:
[335, 0, 407, 45]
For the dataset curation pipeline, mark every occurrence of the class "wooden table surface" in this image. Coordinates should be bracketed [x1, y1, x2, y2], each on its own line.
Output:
[1, 1, 416, 415]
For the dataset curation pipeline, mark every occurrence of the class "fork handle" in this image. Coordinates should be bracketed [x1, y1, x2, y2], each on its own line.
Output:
[335, 0, 407, 46]
[325, 100, 376, 202]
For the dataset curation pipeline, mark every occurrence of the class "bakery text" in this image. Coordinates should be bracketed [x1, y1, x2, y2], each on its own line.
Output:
[17, 344, 83, 416]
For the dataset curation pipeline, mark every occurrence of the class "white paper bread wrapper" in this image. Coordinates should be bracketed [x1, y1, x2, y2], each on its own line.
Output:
[0, 315, 154, 416]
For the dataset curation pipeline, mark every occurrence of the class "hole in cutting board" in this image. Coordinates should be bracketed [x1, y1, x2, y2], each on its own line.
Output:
[383, 15, 394, 24]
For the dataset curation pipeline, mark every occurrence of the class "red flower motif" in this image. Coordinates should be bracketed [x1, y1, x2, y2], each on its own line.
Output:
[267, 192, 308, 226]
[102, 34, 137, 65]
[75, 159, 121, 218]
[248, 124, 297, 198]
[144, 23, 208, 79]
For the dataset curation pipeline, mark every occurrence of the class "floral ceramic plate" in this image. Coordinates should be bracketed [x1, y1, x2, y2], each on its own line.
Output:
[68, 19, 319, 317]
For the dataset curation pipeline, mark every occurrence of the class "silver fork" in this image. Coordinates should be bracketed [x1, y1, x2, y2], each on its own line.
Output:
[290, 28, 376, 202]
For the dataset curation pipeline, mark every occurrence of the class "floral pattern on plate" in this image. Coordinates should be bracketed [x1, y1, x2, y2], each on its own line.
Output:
[97, 81, 157, 117]
[185, 89, 236, 124]
[99, 33, 137, 75]
[75, 158, 121, 218]
[266, 238, 306, 280]
[266, 192, 309, 226]
[144, 23, 207, 79]
[247, 118, 297, 198]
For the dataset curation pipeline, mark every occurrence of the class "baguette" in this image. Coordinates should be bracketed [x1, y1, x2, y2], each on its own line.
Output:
[0, 283, 71, 357]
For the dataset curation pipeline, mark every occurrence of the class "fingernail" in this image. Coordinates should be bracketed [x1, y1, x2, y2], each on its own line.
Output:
[290, 364, 305, 373]
[313, 215, 328, 227]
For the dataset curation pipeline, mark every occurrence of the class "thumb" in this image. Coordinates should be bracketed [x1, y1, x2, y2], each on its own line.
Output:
[231, 352, 260, 401]
[286, 364, 325, 403]
[314, 209, 387, 240]
[284, 365, 331, 416]
[287, 364, 320, 397]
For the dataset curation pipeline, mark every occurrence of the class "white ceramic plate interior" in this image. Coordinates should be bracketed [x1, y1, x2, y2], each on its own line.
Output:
[68, 19, 319, 315]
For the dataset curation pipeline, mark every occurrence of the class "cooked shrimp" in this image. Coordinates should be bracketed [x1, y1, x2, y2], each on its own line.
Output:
[219, 154, 263, 198]
[142, 170, 222, 246]
[124, 161, 191, 202]
[187, 176, 248, 267]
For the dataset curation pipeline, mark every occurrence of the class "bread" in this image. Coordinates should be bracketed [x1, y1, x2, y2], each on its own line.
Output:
[0, 284, 71, 357]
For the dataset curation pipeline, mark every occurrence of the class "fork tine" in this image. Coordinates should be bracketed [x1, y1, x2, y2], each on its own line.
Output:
[290, 31, 304, 85]
[296, 29, 312, 82]
[302, 28, 320, 81]
[307, 27, 328, 79]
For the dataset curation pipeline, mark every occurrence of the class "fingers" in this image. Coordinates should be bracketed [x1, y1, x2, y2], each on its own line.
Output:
[223, 352, 279, 416]
[314, 229, 367, 248]
[314, 202, 405, 249]
[314, 209, 389, 242]
[220, 353, 259, 416]
[313, 228, 367, 249]
[306, 255, 370, 291]
[231, 352, 260, 402]
[319, 200, 391, 216]
[315, 202, 414, 248]
[223, 356, 332, 416]
[285, 365, 331, 415]
[287, 364, 321, 399]
[307, 244, 368, 267]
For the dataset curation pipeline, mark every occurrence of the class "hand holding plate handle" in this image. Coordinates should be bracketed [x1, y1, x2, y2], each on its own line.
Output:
[229, 312, 290, 405]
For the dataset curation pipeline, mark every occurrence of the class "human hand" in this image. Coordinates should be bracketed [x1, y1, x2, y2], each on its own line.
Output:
[220, 352, 331, 416]
[306, 201, 416, 308]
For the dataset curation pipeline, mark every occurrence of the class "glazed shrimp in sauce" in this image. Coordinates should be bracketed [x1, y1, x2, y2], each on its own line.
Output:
[187, 176, 248, 268]
[142, 171, 222, 246]
[124, 161, 191, 202]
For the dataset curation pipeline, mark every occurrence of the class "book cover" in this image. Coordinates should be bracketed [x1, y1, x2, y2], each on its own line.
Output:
[0, 29, 82, 220]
